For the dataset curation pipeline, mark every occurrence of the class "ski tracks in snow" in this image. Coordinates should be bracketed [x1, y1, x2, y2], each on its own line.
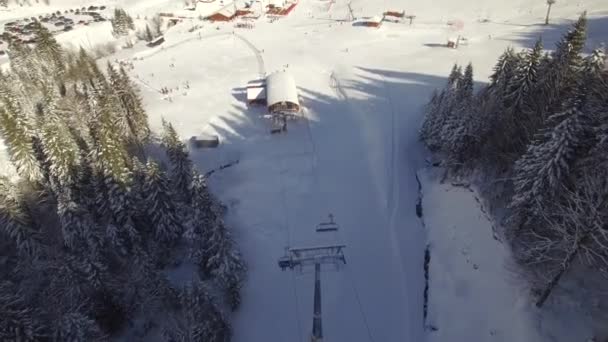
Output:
[326, 67, 418, 341]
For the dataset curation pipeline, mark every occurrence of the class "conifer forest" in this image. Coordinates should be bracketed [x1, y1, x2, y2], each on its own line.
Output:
[0, 21, 244, 341]
[420, 13, 608, 308]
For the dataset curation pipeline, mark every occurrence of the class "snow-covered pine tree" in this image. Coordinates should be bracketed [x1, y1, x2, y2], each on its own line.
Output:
[205, 219, 245, 311]
[0, 178, 40, 257]
[32, 21, 65, 76]
[0, 90, 43, 183]
[189, 172, 245, 309]
[111, 8, 134, 36]
[488, 47, 519, 98]
[56, 188, 102, 254]
[539, 12, 587, 113]
[510, 96, 593, 220]
[163, 281, 231, 342]
[444, 63, 478, 169]
[38, 83, 80, 188]
[118, 65, 150, 144]
[506, 39, 543, 112]
[145, 25, 154, 42]
[438, 64, 469, 153]
[125, 10, 135, 31]
[105, 63, 136, 145]
[162, 119, 193, 204]
[583, 48, 606, 104]
[424, 64, 461, 151]
[53, 311, 105, 342]
[45, 252, 107, 318]
[0, 281, 47, 341]
[419, 89, 439, 139]
[6, 40, 40, 87]
[143, 160, 183, 244]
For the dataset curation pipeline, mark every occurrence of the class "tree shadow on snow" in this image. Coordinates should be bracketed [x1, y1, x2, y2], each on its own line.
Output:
[497, 14, 608, 51]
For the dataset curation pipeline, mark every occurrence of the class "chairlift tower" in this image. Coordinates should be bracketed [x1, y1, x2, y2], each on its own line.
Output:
[278, 215, 346, 342]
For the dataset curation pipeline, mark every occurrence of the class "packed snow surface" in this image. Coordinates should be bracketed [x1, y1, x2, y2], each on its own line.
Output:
[0, 0, 606, 341]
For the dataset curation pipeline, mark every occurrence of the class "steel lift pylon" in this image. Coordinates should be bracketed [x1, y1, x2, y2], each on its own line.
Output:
[278, 216, 346, 342]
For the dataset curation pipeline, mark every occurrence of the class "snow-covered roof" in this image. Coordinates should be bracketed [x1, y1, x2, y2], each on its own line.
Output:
[247, 85, 266, 101]
[266, 70, 299, 107]
[369, 16, 382, 23]
[213, 4, 236, 18]
[247, 79, 266, 87]
[268, 0, 286, 7]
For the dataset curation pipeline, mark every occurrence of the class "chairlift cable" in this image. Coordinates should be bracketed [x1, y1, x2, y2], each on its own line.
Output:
[279, 154, 305, 341]
[345, 266, 376, 342]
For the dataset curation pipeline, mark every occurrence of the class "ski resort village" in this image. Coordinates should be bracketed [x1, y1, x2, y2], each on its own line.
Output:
[0, 0, 607, 341]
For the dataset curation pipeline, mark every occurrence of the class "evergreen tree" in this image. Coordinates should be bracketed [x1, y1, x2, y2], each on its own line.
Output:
[107, 63, 150, 148]
[162, 119, 193, 204]
[0, 281, 47, 341]
[488, 47, 519, 97]
[0, 98, 42, 183]
[163, 281, 231, 342]
[53, 311, 105, 342]
[511, 100, 593, 217]
[56, 189, 101, 253]
[423, 64, 461, 151]
[444, 63, 478, 168]
[145, 25, 154, 42]
[32, 21, 65, 76]
[38, 85, 81, 187]
[190, 172, 244, 310]
[111, 9, 134, 36]
[119, 65, 150, 144]
[0, 178, 40, 256]
[419, 89, 440, 142]
[143, 160, 183, 244]
[506, 39, 543, 111]
[540, 12, 588, 112]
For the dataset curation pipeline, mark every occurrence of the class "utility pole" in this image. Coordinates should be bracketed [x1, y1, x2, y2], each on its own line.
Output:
[312, 262, 323, 341]
[278, 216, 346, 342]
[545, 0, 556, 25]
[347, 2, 354, 22]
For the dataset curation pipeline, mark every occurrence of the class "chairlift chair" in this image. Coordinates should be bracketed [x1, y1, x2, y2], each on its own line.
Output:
[316, 213, 339, 232]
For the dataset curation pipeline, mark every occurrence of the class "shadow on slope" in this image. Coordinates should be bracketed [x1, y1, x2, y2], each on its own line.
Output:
[501, 14, 608, 51]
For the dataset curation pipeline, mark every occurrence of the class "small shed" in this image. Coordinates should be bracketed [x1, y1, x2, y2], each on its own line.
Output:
[447, 37, 458, 48]
[246, 79, 266, 104]
[383, 10, 404, 18]
[190, 134, 220, 148]
[147, 35, 165, 47]
[266, 70, 299, 114]
[358, 16, 382, 27]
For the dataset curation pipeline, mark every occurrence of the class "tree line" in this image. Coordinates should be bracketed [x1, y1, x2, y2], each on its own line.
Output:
[420, 13, 608, 307]
[0, 21, 244, 341]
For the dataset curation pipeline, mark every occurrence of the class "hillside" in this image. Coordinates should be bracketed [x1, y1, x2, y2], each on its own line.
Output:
[0, 0, 606, 341]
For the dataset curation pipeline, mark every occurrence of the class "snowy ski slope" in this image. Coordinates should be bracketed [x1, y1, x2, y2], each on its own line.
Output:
[0, 0, 606, 340]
